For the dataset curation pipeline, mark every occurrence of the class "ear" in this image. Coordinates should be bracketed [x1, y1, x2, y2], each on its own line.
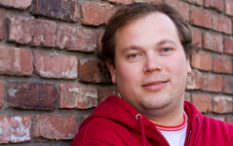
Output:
[106, 63, 116, 84]
[186, 59, 192, 74]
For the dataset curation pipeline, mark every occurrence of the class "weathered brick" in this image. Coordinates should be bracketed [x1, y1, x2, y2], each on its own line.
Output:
[191, 7, 213, 29]
[191, 27, 202, 48]
[193, 73, 223, 92]
[212, 14, 232, 34]
[0, 45, 33, 76]
[165, 0, 190, 20]
[8, 16, 56, 47]
[7, 81, 58, 110]
[183, 0, 203, 5]
[56, 25, 97, 52]
[226, 0, 233, 16]
[0, 0, 32, 9]
[212, 55, 232, 74]
[33, 114, 78, 140]
[192, 93, 212, 113]
[203, 32, 223, 52]
[31, 0, 80, 22]
[81, 1, 115, 26]
[0, 10, 5, 40]
[204, 0, 224, 12]
[98, 87, 116, 102]
[191, 50, 212, 71]
[224, 38, 233, 55]
[203, 74, 223, 92]
[223, 76, 233, 94]
[186, 71, 198, 90]
[34, 50, 77, 79]
[0, 81, 4, 108]
[60, 83, 98, 109]
[107, 0, 133, 4]
[225, 115, 233, 124]
[78, 58, 111, 83]
[0, 115, 31, 144]
[212, 95, 232, 113]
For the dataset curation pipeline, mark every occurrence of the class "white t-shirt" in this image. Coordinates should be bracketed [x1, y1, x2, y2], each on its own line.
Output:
[156, 113, 188, 146]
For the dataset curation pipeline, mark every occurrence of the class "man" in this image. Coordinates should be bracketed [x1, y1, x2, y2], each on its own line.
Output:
[71, 3, 233, 146]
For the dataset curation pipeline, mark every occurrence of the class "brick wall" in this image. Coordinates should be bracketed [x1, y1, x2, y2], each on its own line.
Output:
[0, 0, 232, 145]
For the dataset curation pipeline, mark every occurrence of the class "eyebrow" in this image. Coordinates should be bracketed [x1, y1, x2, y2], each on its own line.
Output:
[120, 39, 177, 54]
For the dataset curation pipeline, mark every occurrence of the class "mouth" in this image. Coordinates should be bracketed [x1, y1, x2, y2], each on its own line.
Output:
[142, 80, 169, 91]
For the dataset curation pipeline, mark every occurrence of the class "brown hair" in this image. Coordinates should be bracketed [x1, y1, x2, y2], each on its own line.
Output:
[98, 2, 193, 65]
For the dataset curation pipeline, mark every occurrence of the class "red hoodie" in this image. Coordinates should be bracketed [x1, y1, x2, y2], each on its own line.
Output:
[71, 96, 233, 146]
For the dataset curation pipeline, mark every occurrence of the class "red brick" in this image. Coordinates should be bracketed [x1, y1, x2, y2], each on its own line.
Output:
[184, 0, 203, 5]
[165, 0, 190, 20]
[205, 75, 223, 92]
[34, 114, 78, 140]
[34, 50, 77, 79]
[223, 76, 233, 94]
[224, 38, 233, 55]
[60, 83, 98, 109]
[0, 45, 33, 76]
[31, 0, 80, 22]
[98, 87, 116, 102]
[78, 58, 111, 83]
[192, 93, 212, 113]
[191, 7, 213, 29]
[191, 27, 202, 48]
[212, 14, 232, 34]
[0, 81, 4, 108]
[203, 32, 223, 52]
[81, 1, 116, 26]
[195, 74, 223, 92]
[107, 0, 133, 4]
[212, 95, 232, 113]
[0, 0, 32, 9]
[226, 0, 233, 16]
[0, 115, 31, 144]
[212, 55, 232, 74]
[191, 50, 212, 71]
[56, 25, 98, 52]
[204, 0, 224, 12]
[8, 16, 56, 47]
[7, 81, 58, 110]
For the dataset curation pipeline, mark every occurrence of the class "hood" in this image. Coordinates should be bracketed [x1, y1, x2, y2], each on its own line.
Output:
[79, 96, 203, 146]
[81, 96, 144, 134]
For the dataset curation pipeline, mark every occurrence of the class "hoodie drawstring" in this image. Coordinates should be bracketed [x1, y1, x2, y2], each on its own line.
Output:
[136, 113, 147, 146]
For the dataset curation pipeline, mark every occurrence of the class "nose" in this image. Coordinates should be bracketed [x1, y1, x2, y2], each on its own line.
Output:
[143, 53, 161, 73]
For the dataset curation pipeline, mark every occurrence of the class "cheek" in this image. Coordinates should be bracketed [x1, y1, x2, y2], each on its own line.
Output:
[116, 63, 141, 83]
[168, 56, 189, 76]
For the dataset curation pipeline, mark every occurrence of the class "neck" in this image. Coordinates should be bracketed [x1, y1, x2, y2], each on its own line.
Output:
[146, 101, 184, 127]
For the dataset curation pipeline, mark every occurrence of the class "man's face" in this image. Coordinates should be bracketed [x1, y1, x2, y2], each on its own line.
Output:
[108, 12, 191, 116]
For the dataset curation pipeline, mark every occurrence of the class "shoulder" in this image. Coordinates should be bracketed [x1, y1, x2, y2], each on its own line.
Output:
[200, 115, 233, 144]
[201, 115, 233, 131]
[71, 117, 126, 146]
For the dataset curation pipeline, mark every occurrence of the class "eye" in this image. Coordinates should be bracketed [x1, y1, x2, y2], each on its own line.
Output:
[126, 52, 143, 62]
[161, 47, 173, 52]
[159, 47, 174, 55]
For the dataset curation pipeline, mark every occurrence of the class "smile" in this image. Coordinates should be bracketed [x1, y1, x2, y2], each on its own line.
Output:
[142, 80, 169, 91]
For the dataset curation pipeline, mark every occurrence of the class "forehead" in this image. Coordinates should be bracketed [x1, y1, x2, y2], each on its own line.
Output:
[115, 12, 180, 48]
